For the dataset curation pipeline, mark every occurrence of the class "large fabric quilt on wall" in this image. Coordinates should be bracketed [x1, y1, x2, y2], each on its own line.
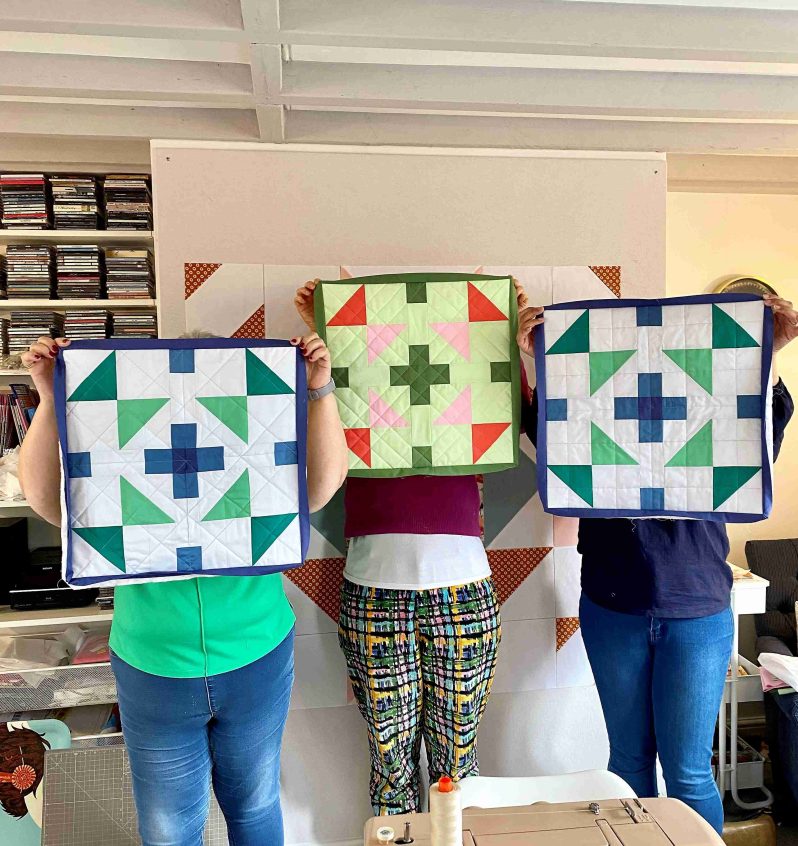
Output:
[315, 272, 521, 477]
[535, 294, 774, 521]
[55, 339, 309, 587]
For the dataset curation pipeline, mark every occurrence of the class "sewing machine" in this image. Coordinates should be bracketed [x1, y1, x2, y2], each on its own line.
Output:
[364, 797, 723, 845]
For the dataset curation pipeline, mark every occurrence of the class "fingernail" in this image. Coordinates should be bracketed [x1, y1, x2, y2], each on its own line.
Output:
[51, 346, 58, 354]
[290, 338, 298, 345]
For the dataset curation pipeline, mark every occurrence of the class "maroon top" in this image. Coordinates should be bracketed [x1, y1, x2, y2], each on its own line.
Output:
[344, 474, 481, 538]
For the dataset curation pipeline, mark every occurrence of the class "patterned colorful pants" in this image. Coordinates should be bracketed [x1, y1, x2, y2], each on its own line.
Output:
[338, 578, 501, 815]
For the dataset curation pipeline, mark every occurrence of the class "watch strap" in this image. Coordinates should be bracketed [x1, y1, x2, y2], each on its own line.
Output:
[308, 378, 336, 401]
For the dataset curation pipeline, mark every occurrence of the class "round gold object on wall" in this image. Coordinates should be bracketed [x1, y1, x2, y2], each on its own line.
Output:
[714, 276, 778, 296]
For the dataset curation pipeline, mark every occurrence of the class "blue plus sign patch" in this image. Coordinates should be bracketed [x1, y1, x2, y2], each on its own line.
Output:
[144, 423, 224, 499]
[614, 372, 688, 443]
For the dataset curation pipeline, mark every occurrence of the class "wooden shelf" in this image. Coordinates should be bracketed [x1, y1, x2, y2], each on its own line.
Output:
[0, 230, 152, 245]
[0, 299, 155, 309]
[0, 369, 31, 377]
[0, 500, 33, 516]
[0, 604, 113, 631]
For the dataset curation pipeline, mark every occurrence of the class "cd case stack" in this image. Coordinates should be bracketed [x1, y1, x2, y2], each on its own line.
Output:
[5, 245, 54, 299]
[49, 175, 102, 229]
[103, 175, 152, 230]
[0, 173, 50, 229]
[104, 248, 154, 299]
[0, 253, 6, 299]
[0, 317, 8, 355]
[55, 245, 104, 299]
[64, 309, 111, 340]
[110, 312, 157, 338]
[7, 311, 64, 354]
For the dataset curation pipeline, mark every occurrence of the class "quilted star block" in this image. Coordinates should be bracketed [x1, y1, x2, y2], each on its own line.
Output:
[535, 294, 774, 521]
[315, 272, 521, 476]
[55, 339, 309, 587]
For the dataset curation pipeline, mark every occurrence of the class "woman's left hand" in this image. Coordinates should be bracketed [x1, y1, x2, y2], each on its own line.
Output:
[513, 277, 528, 310]
[291, 333, 332, 391]
[765, 294, 798, 353]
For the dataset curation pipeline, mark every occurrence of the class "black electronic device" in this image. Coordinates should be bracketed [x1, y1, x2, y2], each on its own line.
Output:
[9, 546, 98, 610]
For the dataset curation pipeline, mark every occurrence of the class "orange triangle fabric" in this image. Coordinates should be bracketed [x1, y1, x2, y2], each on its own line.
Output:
[232, 305, 265, 338]
[589, 266, 621, 298]
[184, 263, 221, 299]
[556, 617, 581, 651]
[468, 282, 508, 322]
[472, 421, 511, 462]
[345, 427, 372, 467]
[285, 556, 346, 621]
[328, 285, 367, 326]
[487, 547, 552, 605]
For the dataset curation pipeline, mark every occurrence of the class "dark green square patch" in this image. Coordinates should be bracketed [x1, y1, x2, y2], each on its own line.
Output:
[490, 361, 512, 382]
[331, 367, 349, 389]
[406, 281, 427, 304]
[412, 446, 433, 468]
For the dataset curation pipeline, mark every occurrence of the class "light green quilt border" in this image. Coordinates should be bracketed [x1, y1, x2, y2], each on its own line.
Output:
[315, 272, 521, 477]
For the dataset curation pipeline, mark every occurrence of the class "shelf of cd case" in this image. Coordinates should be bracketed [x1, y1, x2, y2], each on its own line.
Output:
[0, 299, 156, 310]
[0, 230, 153, 245]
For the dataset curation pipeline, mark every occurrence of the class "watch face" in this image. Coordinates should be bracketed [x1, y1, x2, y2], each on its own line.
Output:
[715, 277, 778, 297]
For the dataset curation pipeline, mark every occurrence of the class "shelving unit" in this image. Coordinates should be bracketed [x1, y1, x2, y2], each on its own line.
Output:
[0, 299, 155, 310]
[0, 230, 152, 245]
[0, 499, 34, 517]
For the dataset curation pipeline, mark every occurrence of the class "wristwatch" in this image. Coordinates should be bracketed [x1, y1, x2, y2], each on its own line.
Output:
[308, 378, 336, 401]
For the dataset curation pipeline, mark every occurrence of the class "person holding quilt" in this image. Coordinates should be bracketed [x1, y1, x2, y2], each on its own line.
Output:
[295, 278, 530, 816]
[17, 331, 349, 846]
[517, 294, 796, 834]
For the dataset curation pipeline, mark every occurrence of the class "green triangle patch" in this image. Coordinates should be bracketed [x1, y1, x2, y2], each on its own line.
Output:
[713, 466, 760, 510]
[664, 349, 713, 395]
[68, 352, 117, 402]
[197, 396, 248, 443]
[120, 477, 174, 526]
[591, 423, 638, 465]
[666, 420, 713, 467]
[712, 304, 759, 349]
[251, 513, 298, 564]
[202, 470, 251, 522]
[547, 311, 589, 355]
[246, 350, 294, 396]
[549, 465, 593, 506]
[117, 398, 169, 448]
[73, 525, 126, 572]
[589, 350, 636, 395]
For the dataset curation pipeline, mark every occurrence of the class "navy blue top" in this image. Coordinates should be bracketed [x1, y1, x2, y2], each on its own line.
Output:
[523, 380, 794, 618]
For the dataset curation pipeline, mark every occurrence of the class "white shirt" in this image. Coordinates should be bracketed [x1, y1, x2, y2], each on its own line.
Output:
[344, 533, 491, 591]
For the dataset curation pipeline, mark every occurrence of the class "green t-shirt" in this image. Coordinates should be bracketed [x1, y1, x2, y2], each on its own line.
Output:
[109, 573, 295, 678]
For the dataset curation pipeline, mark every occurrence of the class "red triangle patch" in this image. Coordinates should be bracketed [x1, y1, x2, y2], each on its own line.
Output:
[285, 557, 346, 621]
[327, 285, 367, 326]
[231, 305, 265, 338]
[472, 422, 511, 462]
[468, 282, 508, 322]
[345, 427, 372, 467]
[487, 547, 552, 605]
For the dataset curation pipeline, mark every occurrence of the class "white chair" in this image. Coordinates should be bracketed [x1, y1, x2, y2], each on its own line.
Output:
[458, 770, 636, 809]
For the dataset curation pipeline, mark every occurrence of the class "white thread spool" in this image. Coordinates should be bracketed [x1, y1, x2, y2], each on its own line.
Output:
[430, 776, 462, 846]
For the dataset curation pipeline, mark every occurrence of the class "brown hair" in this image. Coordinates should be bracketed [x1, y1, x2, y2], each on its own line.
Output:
[0, 724, 50, 819]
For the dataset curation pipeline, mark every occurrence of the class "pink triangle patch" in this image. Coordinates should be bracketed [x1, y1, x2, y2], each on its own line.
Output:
[431, 322, 470, 361]
[367, 324, 406, 363]
[369, 390, 409, 428]
[434, 386, 472, 425]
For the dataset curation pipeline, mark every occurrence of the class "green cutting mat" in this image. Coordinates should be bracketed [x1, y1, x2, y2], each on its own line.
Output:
[315, 272, 521, 477]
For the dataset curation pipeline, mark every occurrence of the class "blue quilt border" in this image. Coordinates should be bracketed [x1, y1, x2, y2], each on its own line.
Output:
[55, 338, 311, 586]
[533, 293, 775, 523]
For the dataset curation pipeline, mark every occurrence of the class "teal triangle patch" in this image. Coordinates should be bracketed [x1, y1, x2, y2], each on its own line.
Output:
[589, 350, 636, 395]
[547, 311, 589, 355]
[664, 349, 713, 394]
[202, 470, 251, 521]
[712, 304, 759, 349]
[117, 398, 169, 448]
[73, 525, 126, 572]
[251, 513, 298, 564]
[549, 465, 593, 506]
[120, 477, 174, 526]
[666, 421, 714, 467]
[68, 352, 117, 402]
[713, 466, 760, 510]
[591, 423, 637, 465]
[197, 396, 248, 442]
[246, 350, 294, 396]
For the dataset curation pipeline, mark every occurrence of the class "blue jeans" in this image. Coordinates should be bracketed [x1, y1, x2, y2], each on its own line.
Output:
[111, 630, 294, 846]
[580, 595, 732, 834]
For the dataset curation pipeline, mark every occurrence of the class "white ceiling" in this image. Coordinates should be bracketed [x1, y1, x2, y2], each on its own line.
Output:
[2, 0, 798, 187]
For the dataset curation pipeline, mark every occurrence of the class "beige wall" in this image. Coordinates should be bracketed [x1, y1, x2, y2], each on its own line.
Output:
[667, 192, 798, 570]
